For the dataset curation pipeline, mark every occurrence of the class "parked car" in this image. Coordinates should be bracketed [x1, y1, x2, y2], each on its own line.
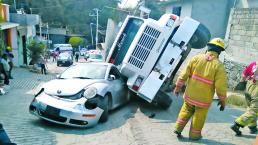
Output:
[29, 63, 130, 127]
[84, 50, 103, 62]
[57, 52, 73, 66]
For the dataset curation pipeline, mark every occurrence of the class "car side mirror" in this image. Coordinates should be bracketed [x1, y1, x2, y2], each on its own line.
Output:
[108, 75, 116, 81]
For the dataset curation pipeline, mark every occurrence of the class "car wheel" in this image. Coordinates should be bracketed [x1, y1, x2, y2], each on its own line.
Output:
[99, 94, 110, 123]
[155, 90, 172, 110]
[57, 63, 59, 66]
[189, 23, 211, 49]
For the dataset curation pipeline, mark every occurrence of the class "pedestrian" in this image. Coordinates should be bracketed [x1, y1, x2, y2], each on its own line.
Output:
[75, 51, 80, 62]
[53, 51, 57, 62]
[173, 38, 227, 140]
[1, 54, 10, 85]
[39, 55, 47, 75]
[231, 61, 258, 136]
[5, 46, 14, 79]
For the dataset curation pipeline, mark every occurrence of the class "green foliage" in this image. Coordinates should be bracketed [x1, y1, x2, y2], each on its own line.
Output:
[68, 36, 84, 49]
[226, 94, 247, 108]
[28, 41, 46, 64]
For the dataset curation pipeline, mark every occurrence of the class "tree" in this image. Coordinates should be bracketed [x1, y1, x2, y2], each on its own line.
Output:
[68, 36, 84, 50]
[28, 41, 46, 65]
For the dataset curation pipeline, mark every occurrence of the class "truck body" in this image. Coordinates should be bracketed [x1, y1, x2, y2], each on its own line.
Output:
[106, 14, 210, 108]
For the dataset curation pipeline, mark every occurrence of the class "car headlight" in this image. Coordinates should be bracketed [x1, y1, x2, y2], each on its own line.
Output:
[83, 87, 97, 99]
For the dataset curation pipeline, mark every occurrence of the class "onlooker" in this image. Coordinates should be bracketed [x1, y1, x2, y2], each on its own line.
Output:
[52, 51, 58, 62]
[1, 54, 10, 85]
[39, 55, 47, 75]
[75, 51, 80, 62]
[5, 46, 14, 79]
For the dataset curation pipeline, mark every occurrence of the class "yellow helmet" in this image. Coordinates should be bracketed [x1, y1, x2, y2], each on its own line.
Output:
[207, 38, 225, 50]
[6, 46, 12, 51]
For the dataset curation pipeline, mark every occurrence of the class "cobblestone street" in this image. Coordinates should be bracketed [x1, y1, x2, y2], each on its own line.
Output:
[0, 60, 257, 145]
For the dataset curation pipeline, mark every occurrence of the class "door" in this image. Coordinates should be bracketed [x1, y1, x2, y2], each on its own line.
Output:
[108, 66, 127, 108]
[22, 36, 27, 65]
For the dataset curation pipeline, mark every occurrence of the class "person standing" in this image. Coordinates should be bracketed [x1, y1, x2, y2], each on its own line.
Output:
[75, 51, 80, 62]
[173, 38, 227, 140]
[0, 54, 10, 85]
[39, 55, 47, 75]
[5, 46, 14, 79]
[231, 61, 258, 136]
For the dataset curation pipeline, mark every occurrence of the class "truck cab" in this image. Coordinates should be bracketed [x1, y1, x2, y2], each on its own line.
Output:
[106, 14, 210, 109]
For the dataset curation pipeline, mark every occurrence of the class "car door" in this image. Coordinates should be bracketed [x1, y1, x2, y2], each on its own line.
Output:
[108, 66, 127, 108]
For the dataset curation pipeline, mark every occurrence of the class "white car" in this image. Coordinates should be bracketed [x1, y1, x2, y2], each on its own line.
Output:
[29, 63, 130, 127]
[85, 50, 104, 62]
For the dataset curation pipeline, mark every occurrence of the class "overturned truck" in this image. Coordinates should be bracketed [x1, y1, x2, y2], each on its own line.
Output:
[106, 14, 211, 109]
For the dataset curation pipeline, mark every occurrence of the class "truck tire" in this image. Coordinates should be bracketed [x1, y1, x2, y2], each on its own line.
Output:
[189, 23, 211, 49]
[155, 90, 172, 110]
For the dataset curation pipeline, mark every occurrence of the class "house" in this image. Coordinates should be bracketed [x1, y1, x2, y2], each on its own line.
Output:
[10, 10, 40, 65]
[163, 0, 258, 38]
[0, 4, 19, 66]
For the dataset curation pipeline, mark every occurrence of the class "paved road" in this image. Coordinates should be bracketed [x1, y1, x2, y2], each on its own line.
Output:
[0, 58, 257, 145]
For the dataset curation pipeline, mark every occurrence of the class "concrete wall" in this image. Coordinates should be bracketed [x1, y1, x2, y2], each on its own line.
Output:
[227, 8, 258, 64]
[235, 0, 258, 8]
[165, 0, 192, 18]
[191, 0, 234, 38]
[165, 0, 234, 38]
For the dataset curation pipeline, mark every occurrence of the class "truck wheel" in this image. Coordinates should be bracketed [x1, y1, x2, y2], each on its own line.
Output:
[155, 90, 172, 110]
[99, 94, 110, 123]
[189, 23, 211, 49]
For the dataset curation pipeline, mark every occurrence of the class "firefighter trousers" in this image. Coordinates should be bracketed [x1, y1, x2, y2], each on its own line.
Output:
[175, 101, 209, 139]
[235, 90, 258, 127]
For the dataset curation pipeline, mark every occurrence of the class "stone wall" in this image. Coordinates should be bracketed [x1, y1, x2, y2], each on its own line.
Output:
[224, 58, 246, 89]
[227, 8, 258, 64]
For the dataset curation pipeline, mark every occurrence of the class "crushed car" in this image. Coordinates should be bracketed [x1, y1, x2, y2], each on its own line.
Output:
[29, 63, 130, 127]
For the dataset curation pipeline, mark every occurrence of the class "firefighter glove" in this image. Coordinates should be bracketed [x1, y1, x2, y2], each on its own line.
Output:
[173, 86, 181, 97]
[217, 101, 225, 111]
[234, 81, 247, 91]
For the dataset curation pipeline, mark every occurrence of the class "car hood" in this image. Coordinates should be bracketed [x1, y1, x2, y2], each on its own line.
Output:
[43, 79, 102, 96]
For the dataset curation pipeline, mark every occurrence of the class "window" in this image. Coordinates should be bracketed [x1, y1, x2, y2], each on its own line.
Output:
[172, 6, 181, 16]
[109, 67, 121, 79]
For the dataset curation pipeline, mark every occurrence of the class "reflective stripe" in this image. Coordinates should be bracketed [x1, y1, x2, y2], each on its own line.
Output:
[185, 95, 211, 108]
[191, 74, 214, 85]
[190, 128, 201, 134]
[176, 118, 187, 125]
[176, 79, 184, 87]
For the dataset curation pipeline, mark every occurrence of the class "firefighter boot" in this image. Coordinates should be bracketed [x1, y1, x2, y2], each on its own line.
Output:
[173, 130, 183, 138]
[230, 123, 242, 136]
[248, 126, 257, 134]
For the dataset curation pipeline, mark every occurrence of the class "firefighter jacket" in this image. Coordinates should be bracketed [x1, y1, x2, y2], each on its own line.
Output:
[175, 51, 227, 108]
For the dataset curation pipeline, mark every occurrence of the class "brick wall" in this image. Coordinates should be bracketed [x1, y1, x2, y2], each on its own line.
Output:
[227, 8, 258, 64]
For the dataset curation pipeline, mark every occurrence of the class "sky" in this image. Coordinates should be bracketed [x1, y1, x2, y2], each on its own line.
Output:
[118, 0, 140, 9]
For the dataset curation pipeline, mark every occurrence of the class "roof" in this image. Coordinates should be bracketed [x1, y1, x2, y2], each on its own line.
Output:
[0, 22, 19, 30]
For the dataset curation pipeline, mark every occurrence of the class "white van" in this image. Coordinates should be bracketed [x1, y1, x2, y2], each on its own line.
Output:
[53, 44, 73, 53]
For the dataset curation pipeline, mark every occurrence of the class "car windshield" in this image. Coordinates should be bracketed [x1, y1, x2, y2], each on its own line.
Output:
[60, 64, 107, 79]
[89, 54, 102, 59]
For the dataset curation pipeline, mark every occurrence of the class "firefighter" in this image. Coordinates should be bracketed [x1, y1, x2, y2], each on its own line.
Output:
[173, 38, 227, 140]
[231, 61, 258, 136]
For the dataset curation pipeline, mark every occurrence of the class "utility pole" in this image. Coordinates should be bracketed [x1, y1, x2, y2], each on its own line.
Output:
[94, 8, 99, 50]
[13, 0, 16, 10]
[90, 23, 94, 45]
[89, 8, 100, 49]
